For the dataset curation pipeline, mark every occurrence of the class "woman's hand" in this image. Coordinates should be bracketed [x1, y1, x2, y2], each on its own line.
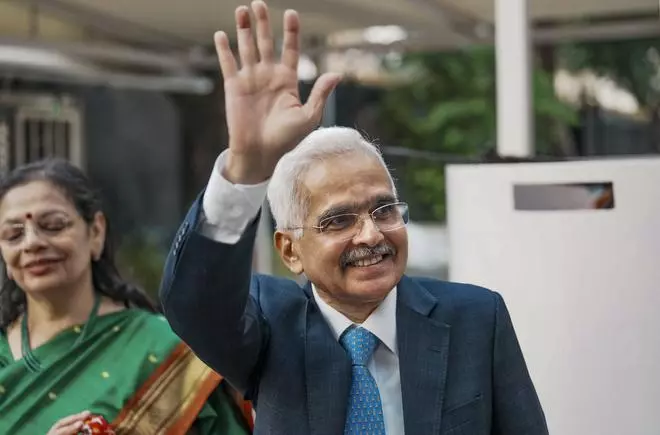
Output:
[46, 410, 91, 435]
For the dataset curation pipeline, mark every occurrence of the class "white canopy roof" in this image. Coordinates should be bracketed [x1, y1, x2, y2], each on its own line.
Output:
[0, 0, 657, 92]
[1, 0, 658, 51]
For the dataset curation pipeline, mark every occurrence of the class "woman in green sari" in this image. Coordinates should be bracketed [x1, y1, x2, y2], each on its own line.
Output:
[0, 160, 252, 435]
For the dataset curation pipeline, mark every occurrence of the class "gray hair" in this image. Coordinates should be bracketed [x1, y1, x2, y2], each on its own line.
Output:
[266, 126, 396, 237]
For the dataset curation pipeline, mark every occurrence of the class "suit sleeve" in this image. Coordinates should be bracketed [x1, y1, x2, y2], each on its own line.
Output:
[491, 292, 549, 435]
[159, 196, 268, 397]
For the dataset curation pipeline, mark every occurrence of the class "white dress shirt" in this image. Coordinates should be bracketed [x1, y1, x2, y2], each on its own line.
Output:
[201, 150, 405, 434]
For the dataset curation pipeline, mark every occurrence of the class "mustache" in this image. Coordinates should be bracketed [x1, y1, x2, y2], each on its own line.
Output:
[340, 244, 396, 268]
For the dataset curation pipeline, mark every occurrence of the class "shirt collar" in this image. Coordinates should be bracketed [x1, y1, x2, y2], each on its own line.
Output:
[312, 284, 398, 355]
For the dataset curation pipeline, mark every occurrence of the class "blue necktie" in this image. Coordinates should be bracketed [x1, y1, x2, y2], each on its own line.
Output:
[341, 326, 386, 435]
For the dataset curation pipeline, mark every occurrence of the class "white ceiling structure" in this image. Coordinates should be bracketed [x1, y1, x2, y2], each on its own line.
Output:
[1, 0, 658, 51]
[455, 0, 656, 20]
[0, 0, 657, 91]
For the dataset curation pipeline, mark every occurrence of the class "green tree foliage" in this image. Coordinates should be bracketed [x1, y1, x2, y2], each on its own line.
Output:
[559, 39, 660, 110]
[558, 38, 660, 151]
[379, 47, 578, 221]
[116, 233, 167, 301]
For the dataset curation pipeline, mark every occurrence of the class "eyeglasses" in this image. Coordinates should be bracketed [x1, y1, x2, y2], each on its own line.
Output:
[0, 215, 74, 245]
[291, 202, 409, 242]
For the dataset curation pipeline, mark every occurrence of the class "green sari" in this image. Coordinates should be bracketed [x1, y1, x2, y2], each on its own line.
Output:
[0, 309, 251, 434]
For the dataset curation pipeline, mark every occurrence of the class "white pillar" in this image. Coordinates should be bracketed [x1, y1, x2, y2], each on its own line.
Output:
[495, 0, 534, 157]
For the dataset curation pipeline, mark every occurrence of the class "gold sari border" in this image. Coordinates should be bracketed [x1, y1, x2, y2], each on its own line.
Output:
[112, 342, 222, 435]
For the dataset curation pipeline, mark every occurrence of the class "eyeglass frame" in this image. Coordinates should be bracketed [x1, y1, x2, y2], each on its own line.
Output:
[0, 213, 76, 245]
[284, 201, 410, 240]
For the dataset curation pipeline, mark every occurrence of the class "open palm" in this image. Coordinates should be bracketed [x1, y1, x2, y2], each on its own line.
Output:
[215, 2, 341, 183]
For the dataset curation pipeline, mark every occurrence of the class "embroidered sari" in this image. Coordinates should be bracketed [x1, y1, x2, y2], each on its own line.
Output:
[0, 309, 251, 434]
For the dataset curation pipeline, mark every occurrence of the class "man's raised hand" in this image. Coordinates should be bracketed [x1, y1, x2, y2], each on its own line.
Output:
[216, 1, 342, 184]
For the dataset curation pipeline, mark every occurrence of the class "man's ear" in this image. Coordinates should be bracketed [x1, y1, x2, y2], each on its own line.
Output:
[274, 230, 304, 275]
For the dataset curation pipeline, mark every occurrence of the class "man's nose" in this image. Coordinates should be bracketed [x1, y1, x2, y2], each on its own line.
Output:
[351, 216, 384, 247]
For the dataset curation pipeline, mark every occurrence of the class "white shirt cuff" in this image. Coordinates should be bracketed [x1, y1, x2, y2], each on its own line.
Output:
[200, 150, 269, 244]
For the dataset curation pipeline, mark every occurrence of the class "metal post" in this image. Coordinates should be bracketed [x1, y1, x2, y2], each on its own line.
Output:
[305, 36, 335, 127]
[322, 89, 336, 127]
[495, 0, 534, 157]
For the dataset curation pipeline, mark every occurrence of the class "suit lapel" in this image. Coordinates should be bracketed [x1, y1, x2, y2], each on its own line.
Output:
[303, 283, 351, 435]
[397, 276, 451, 434]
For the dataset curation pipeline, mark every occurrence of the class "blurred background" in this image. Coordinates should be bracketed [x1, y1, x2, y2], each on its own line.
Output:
[0, 0, 657, 294]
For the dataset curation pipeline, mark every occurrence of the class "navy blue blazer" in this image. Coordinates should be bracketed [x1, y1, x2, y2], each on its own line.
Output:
[159, 198, 548, 434]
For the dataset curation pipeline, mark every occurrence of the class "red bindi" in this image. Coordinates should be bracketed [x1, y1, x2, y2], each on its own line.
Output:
[25, 213, 33, 220]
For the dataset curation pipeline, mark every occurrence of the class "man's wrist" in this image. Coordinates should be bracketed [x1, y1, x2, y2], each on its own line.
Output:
[223, 150, 273, 185]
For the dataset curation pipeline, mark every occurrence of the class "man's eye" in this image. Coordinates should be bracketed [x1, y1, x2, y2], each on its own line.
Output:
[373, 205, 396, 219]
[322, 215, 356, 231]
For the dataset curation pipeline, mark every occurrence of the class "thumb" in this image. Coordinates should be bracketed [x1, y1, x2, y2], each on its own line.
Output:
[302, 72, 343, 124]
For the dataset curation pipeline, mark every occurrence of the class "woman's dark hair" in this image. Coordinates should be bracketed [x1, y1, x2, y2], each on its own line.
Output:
[0, 159, 157, 329]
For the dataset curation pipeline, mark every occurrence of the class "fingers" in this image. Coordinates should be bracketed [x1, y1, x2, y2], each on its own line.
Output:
[214, 31, 238, 78]
[48, 410, 91, 435]
[252, 1, 274, 63]
[53, 410, 91, 427]
[235, 6, 258, 67]
[303, 72, 343, 124]
[281, 9, 300, 70]
[224, 3, 298, 71]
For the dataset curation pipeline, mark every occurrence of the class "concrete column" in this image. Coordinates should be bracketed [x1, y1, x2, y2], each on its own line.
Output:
[495, 0, 534, 157]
